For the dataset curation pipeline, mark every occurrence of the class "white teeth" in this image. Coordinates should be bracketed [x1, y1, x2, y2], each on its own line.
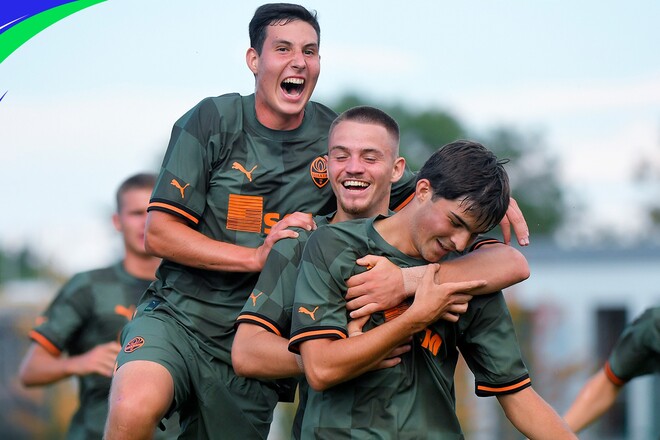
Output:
[343, 180, 369, 188]
[283, 78, 304, 84]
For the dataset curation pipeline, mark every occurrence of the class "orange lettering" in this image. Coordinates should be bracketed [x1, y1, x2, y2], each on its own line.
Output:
[421, 328, 443, 356]
[263, 212, 281, 234]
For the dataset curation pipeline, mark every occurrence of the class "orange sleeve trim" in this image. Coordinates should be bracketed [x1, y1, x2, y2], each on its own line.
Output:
[29, 330, 61, 357]
[236, 315, 282, 337]
[393, 193, 415, 212]
[604, 361, 626, 386]
[289, 329, 347, 346]
[471, 238, 501, 251]
[477, 377, 531, 393]
[148, 202, 199, 225]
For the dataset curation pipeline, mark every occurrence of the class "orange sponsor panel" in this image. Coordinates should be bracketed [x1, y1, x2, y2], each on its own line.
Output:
[227, 194, 264, 233]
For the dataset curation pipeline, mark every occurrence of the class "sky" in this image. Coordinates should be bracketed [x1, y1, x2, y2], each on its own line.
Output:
[1, 0, 660, 275]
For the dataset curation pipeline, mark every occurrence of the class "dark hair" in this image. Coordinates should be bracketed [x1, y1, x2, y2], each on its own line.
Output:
[417, 140, 510, 232]
[115, 172, 156, 212]
[329, 105, 400, 145]
[249, 3, 320, 55]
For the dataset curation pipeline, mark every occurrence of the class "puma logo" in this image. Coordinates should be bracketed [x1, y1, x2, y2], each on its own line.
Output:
[170, 179, 190, 198]
[232, 162, 258, 182]
[298, 306, 319, 321]
[249, 292, 263, 306]
[114, 305, 136, 321]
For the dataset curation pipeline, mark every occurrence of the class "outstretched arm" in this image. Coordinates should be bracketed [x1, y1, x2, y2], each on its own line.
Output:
[497, 387, 577, 440]
[563, 369, 622, 433]
[346, 242, 529, 318]
[19, 341, 120, 386]
[145, 211, 315, 272]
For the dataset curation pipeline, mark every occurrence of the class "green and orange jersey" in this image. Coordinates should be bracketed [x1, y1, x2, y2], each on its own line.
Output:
[288, 217, 531, 438]
[604, 306, 660, 386]
[143, 93, 416, 364]
[29, 262, 157, 439]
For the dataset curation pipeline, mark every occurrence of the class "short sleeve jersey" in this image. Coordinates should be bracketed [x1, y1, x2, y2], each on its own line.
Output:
[604, 306, 660, 385]
[29, 262, 155, 440]
[236, 213, 333, 337]
[289, 217, 531, 438]
[144, 93, 416, 363]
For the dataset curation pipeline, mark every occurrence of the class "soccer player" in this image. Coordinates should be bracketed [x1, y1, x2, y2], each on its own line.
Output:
[563, 306, 660, 433]
[289, 141, 577, 439]
[106, 4, 530, 439]
[233, 107, 530, 425]
[18, 173, 179, 439]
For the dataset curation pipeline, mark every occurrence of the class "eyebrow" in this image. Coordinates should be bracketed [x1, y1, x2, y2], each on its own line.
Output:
[329, 145, 385, 156]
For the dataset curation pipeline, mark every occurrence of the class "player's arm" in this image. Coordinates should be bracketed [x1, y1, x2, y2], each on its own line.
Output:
[562, 368, 622, 433]
[232, 324, 301, 379]
[497, 387, 577, 440]
[346, 241, 529, 318]
[19, 341, 120, 386]
[145, 210, 315, 272]
[299, 265, 482, 391]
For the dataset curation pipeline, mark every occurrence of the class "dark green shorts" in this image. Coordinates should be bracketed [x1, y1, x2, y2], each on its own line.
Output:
[117, 308, 279, 439]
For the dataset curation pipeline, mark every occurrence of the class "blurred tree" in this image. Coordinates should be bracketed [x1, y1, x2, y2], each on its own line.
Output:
[633, 140, 660, 238]
[332, 94, 567, 236]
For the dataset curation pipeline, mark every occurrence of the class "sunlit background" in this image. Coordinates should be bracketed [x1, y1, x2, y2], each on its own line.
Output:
[1, 1, 659, 438]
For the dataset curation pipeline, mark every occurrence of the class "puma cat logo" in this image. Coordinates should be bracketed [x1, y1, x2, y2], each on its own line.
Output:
[249, 292, 263, 306]
[298, 306, 319, 321]
[232, 162, 258, 182]
[170, 179, 190, 198]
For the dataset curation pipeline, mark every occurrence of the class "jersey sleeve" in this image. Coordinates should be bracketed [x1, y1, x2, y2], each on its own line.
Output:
[28, 274, 93, 356]
[236, 230, 311, 338]
[458, 292, 531, 397]
[148, 97, 230, 226]
[288, 226, 353, 353]
[605, 306, 660, 385]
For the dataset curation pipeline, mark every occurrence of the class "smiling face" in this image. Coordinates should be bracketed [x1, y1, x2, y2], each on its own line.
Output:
[327, 120, 405, 223]
[246, 19, 320, 130]
[406, 180, 487, 262]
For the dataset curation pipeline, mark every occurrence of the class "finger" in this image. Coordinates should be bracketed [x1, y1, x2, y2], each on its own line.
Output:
[449, 293, 474, 304]
[445, 279, 487, 293]
[347, 314, 370, 335]
[387, 344, 411, 358]
[345, 272, 368, 290]
[345, 295, 367, 311]
[499, 215, 512, 246]
[507, 197, 530, 246]
[355, 255, 381, 269]
[440, 312, 460, 323]
[446, 303, 469, 315]
[374, 357, 402, 370]
[349, 303, 380, 319]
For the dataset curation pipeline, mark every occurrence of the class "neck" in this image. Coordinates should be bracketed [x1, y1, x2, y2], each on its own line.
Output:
[123, 251, 160, 281]
[373, 205, 417, 257]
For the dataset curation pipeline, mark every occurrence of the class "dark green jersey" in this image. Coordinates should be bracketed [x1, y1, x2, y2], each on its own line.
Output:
[29, 262, 155, 440]
[605, 306, 660, 385]
[236, 213, 332, 337]
[144, 93, 417, 364]
[289, 218, 530, 439]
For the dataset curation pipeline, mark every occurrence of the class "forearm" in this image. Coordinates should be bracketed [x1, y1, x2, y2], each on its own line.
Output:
[19, 345, 76, 386]
[232, 325, 301, 379]
[145, 211, 260, 272]
[498, 388, 577, 439]
[563, 369, 621, 433]
[301, 313, 422, 391]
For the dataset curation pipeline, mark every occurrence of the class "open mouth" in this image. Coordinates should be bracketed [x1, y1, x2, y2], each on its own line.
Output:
[343, 180, 369, 191]
[281, 77, 305, 96]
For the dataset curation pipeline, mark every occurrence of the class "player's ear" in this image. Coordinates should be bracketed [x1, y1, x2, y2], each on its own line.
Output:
[112, 212, 122, 232]
[391, 157, 406, 183]
[415, 178, 432, 202]
[246, 48, 259, 74]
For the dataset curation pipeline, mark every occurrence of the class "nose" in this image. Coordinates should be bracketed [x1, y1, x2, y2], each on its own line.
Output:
[291, 49, 306, 70]
[344, 156, 365, 175]
[451, 230, 473, 253]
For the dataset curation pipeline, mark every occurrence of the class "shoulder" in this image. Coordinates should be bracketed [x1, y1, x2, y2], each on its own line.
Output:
[307, 100, 338, 124]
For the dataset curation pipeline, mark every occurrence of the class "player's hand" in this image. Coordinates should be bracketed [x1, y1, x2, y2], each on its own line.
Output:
[406, 264, 482, 326]
[347, 314, 410, 370]
[499, 197, 530, 246]
[255, 212, 315, 269]
[345, 255, 407, 319]
[73, 341, 121, 377]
